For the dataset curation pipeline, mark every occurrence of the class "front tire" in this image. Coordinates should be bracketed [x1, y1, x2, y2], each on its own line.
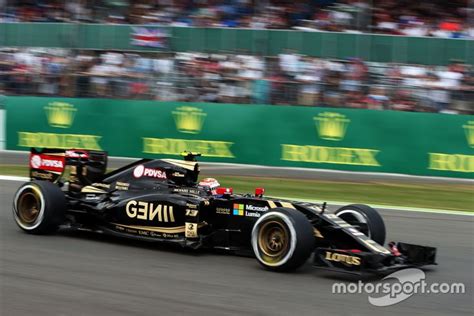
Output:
[13, 181, 66, 234]
[335, 204, 386, 245]
[251, 208, 314, 272]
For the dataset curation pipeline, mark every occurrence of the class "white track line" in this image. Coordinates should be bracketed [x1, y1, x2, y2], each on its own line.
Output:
[0, 175, 28, 182]
[1, 175, 472, 216]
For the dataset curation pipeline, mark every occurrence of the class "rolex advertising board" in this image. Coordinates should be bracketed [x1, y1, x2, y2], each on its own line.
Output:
[5, 97, 474, 179]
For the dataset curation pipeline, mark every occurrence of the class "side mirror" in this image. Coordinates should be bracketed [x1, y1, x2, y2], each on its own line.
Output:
[255, 187, 265, 198]
[216, 187, 233, 196]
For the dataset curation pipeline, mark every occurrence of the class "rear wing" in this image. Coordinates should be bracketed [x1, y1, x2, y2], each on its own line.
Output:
[29, 148, 107, 184]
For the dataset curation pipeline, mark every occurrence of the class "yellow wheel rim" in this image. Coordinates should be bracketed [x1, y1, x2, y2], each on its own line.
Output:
[17, 191, 41, 224]
[257, 220, 290, 261]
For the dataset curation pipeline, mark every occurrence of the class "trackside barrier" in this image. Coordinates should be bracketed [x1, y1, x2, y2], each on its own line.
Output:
[5, 97, 474, 178]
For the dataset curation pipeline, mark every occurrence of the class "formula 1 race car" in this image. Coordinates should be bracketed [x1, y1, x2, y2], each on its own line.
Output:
[12, 148, 437, 274]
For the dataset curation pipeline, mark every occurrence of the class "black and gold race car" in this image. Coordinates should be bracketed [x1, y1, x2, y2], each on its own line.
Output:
[13, 149, 437, 274]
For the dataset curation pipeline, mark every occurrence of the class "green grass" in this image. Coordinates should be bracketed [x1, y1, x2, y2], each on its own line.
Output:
[0, 165, 30, 176]
[1, 165, 472, 212]
[214, 175, 473, 212]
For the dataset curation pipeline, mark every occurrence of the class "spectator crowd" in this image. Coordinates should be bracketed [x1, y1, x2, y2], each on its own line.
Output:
[1, 48, 472, 114]
[1, 0, 473, 38]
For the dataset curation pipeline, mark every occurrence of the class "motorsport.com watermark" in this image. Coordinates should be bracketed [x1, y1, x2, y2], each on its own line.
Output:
[332, 268, 466, 306]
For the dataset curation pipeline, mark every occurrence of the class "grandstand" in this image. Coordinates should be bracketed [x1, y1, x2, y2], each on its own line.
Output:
[1, 0, 472, 38]
[0, 1, 473, 114]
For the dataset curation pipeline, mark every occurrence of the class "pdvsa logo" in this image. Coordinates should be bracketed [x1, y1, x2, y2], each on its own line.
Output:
[30, 154, 64, 170]
[133, 165, 167, 179]
[30, 155, 42, 169]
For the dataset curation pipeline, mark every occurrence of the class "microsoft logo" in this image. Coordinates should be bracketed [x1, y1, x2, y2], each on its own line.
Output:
[233, 204, 244, 216]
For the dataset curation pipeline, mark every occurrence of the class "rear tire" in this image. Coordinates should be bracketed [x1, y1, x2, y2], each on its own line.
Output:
[13, 181, 66, 234]
[335, 204, 386, 245]
[251, 208, 314, 272]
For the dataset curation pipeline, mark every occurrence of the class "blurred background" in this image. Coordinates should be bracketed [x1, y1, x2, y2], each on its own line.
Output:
[0, 5, 473, 315]
[0, 0, 473, 114]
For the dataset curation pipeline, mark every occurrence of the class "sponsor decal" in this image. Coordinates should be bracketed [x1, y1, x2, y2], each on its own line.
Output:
[143, 106, 234, 158]
[133, 165, 144, 177]
[31, 171, 53, 180]
[246, 205, 269, 212]
[172, 106, 207, 134]
[244, 211, 261, 218]
[115, 181, 129, 191]
[281, 112, 381, 167]
[42, 159, 63, 168]
[115, 224, 178, 238]
[185, 222, 198, 238]
[314, 112, 350, 141]
[30, 154, 65, 172]
[325, 251, 361, 266]
[143, 138, 234, 158]
[282, 145, 380, 166]
[429, 153, 473, 173]
[18, 132, 102, 150]
[216, 207, 231, 215]
[125, 201, 175, 222]
[44, 102, 77, 128]
[173, 188, 200, 195]
[30, 155, 41, 169]
[232, 204, 266, 217]
[428, 121, 474, 173]
[114, 223, 186, 234]
[233, 204, 244, 216]
[133, 165, 167, 179]
[18, 102, 101, 150]
[237, 204, 268, 217]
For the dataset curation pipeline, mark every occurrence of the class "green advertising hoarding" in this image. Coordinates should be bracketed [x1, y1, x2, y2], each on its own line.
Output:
[5, 97, 474, 178]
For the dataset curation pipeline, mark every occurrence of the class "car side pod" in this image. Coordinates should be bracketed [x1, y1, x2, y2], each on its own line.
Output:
[312, 243, 437, 275]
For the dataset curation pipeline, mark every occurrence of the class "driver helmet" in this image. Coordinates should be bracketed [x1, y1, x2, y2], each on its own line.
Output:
[198, 178, 220, 195]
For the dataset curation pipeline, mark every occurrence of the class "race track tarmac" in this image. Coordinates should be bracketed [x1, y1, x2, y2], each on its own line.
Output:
[1, 179, 473, 316]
